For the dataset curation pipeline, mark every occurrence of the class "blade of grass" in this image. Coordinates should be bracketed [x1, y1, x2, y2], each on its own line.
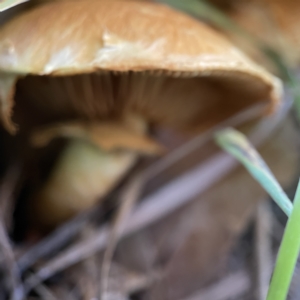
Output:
[215, 128, 293, 217]
[0, 0, 28, 11]
[267, 180, 300, 300]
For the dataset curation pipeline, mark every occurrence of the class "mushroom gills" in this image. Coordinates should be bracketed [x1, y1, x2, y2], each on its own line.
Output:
[16, 70, 272, 132]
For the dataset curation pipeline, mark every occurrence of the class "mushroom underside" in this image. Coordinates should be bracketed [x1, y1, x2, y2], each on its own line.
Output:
[14, 71, 272, 132]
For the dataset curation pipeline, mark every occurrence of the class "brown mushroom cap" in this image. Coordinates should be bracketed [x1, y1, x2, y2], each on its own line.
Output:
[0, 0, 282, 133]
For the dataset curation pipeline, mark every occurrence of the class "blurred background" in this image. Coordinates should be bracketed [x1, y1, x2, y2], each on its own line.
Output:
[0, 0, 299, 299]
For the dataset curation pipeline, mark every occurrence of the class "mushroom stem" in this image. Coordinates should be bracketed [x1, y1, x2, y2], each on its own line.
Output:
[31, 139, 137, 228]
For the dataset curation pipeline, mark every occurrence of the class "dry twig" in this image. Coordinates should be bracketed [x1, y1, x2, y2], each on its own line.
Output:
[0, 167, 24, 300]
[182, 270, 251, 300]
[23, 152, 238, 294]
[254, 201, 273, 300]
[17, 205, 102, 272]
[100, 176, 144, 299]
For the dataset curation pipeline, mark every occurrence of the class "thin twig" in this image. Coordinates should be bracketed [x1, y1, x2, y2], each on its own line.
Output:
[255, 201, 273, 300]
[17, 205, 102, 272]
[143, 102, 269, 180]
[124, 269, 162, 295]
[100, 176, 144, 299]
[33, 283, 59, 300]
[23, 152, 237, 294]
[0, 224, 24, 300]
[0, 166, 24, 300]
[182, 270, 251, 300]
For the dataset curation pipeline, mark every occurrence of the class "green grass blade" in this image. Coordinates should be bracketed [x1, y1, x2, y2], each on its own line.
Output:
[267, 180, 300, 300]
[215, 128, 293, 217]
[0, 0, 28, 11]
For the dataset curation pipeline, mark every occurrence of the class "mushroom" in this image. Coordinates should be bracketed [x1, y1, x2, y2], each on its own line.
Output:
[0, 0, 282, 227]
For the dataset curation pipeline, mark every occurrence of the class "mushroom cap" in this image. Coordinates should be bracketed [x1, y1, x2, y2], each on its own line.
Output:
[0, 0, 282, 133]
[0, 0, 281, 77]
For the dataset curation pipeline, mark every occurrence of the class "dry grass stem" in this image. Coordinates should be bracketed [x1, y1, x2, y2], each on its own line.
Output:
[17, 205, 103, 272]
[23, 152, 237, 295]
[100, 176, 144, 298]
[182, 270, 251, 300]
[255, 201, 273, 300]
